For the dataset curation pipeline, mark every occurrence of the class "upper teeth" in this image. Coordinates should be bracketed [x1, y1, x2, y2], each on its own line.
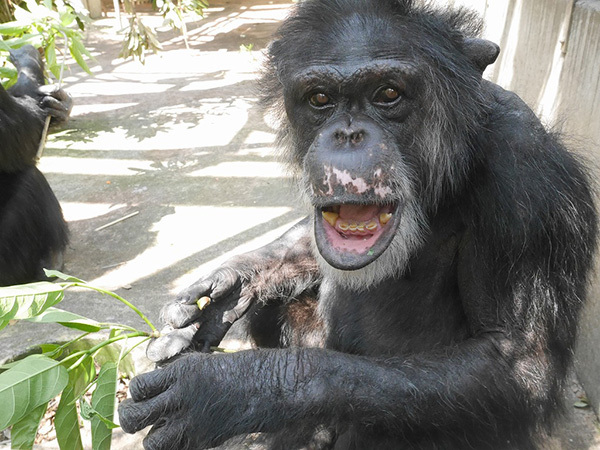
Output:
[321, 211, 393, 234]
[379, 213, 392, 225]
[322, 211, 339, 227]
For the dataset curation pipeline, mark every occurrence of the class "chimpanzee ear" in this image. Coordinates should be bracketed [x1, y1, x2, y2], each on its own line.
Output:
[463, 38, 500, 74]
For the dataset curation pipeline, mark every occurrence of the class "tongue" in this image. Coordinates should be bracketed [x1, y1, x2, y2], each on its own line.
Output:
[339, 204, 380, 221]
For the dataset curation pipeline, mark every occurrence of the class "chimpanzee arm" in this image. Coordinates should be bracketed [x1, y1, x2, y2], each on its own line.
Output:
[146, 217, 320, 360]
[0, 84, 45, 171]
[0, 45, 72, 172]
[121, 220, 594, 450]
[7, 46, 73, 125]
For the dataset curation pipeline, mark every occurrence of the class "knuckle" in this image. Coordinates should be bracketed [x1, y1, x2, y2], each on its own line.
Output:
[129, 375, 149, 400]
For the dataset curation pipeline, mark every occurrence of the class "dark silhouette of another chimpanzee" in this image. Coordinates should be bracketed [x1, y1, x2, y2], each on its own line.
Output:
[0, 45, 71, 286]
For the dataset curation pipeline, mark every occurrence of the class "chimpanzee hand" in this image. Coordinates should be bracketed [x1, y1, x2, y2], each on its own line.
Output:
[38, 84, 73, 125]
[118, 351, 298, 450]
[146, 265, 258, 362]
[147, 218, 318, 362]
[7, 45, 72, 125]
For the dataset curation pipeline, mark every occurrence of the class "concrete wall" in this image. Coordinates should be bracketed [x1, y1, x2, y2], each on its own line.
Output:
[439, 0, 600, 414]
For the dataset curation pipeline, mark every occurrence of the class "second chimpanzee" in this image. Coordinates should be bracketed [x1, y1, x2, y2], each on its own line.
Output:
[119, 1, 598, 449]
[0, 45, 70, 286]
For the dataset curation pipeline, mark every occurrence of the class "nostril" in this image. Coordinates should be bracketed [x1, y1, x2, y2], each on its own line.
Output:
[350, 132, 364, 145]
[334, 131, 347, 145]
[332, 129, 366, 147]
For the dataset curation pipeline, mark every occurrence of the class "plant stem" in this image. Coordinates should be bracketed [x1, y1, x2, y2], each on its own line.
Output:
[71, 283, 157, 332]
[119, 336, 151, 361]
[64, 331, 148, 371]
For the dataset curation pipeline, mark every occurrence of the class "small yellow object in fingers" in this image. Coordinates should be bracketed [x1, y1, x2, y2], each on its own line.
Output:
[197, 296, 211, 310]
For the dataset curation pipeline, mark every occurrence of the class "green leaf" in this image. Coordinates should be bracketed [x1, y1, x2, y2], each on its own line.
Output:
[53, 361, 93, 450]
[0, 355, 68, 430]
[13, 5, 34, 22]
[26, 307, 102, 332]
[0, 67, 18, 79]
[2, 34, 43, 49]
[92, 362, 118, 449]
[79, 398, 119, 429]
[10, 401, 49, 450]
[45, 38, 58, 78]
[0, 282, 65, 331]
[55, 383, 84, 450]
[79, 397, 94, 420]
[68, 39, 92, 75]
[69, 356, 96, 400]
[39, 343, 63, 359]
[60, 10, 76, 27]
[0, 21, 31, 36]
[44, 269, 85, 283]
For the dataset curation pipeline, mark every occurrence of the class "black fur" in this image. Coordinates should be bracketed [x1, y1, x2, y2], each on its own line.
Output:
[120, 1, 598, 449]
[0, 46, 69, 285]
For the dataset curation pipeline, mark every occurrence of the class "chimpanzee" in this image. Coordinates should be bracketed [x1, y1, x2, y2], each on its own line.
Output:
[0, 45, 70, 286]
[118, 1, 598, 449]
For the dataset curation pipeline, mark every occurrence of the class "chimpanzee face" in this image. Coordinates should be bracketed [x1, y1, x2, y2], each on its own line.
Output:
[284, 58, 421, 270]
[266, 6, 495, 277]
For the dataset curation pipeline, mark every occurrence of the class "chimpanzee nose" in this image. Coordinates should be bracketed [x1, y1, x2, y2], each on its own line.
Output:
[334, 128, 366, 146]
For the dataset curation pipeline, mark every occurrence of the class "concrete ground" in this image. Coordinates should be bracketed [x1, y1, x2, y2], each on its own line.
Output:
[1, 0, 599, 448]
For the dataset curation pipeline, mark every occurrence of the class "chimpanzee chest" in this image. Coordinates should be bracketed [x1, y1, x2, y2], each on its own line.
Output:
[321, 231, 469, 356]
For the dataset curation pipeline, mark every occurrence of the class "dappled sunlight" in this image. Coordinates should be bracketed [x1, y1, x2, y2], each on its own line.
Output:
[74, 102, 138, 114]
[47, 96, 254, 150]
[30, 0, 302, 335]
[179, 72, 256, 92]
[187, 161, 289, 178]
[60, 202, 129, 222]
[39, 157, 155, 175]
[172, 217, 303, 293]
[89, 206, 293, 290]
[235, 146, 278, 157]
[244, 130, 276, 145]
[64, 79, 177, 96]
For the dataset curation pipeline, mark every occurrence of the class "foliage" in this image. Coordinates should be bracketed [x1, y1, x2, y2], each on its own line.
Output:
[0, 0, 92, 87]
[0, 270, 158, 449]
[0, 0, 209, 87]
[118, 0, 208, 61]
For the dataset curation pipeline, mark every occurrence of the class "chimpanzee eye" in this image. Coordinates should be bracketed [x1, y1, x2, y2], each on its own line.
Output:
[309, 92, 330, 108]
[373, 86, 401, 104]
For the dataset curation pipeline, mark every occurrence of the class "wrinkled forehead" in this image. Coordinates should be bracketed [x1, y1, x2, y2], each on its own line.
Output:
[290, 60, 419, 90]
[273, 12, 427, 72]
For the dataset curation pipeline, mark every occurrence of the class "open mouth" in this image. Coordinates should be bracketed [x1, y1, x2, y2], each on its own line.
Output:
[314, 202, 402, 270]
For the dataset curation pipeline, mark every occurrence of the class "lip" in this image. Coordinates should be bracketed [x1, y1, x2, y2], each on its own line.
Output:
[313, 202, 402, 270]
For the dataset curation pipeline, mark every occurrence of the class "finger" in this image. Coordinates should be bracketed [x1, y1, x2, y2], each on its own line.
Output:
[143, 420, 187, 450]
[176, 279, 212, 304]
[160, 301, 201, 328]
[209, 267, 240, 299]
[38, 84, 69, 101]
[146, 323, 199, 362]
[41, 96, 69, 112]
[129, 367, 177, 402]
[222, 294, 254, 324]
[118, 391, 173, 434]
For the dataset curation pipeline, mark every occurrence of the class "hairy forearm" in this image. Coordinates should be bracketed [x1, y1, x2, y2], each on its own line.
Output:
[0, 87, 43, 171]
[226, 217, 321, 300]
[268, 338, 542, 437]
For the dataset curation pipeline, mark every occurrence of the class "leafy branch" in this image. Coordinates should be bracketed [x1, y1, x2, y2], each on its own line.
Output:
[0, 0, 92, 87]
[0, 270, 158, 449]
